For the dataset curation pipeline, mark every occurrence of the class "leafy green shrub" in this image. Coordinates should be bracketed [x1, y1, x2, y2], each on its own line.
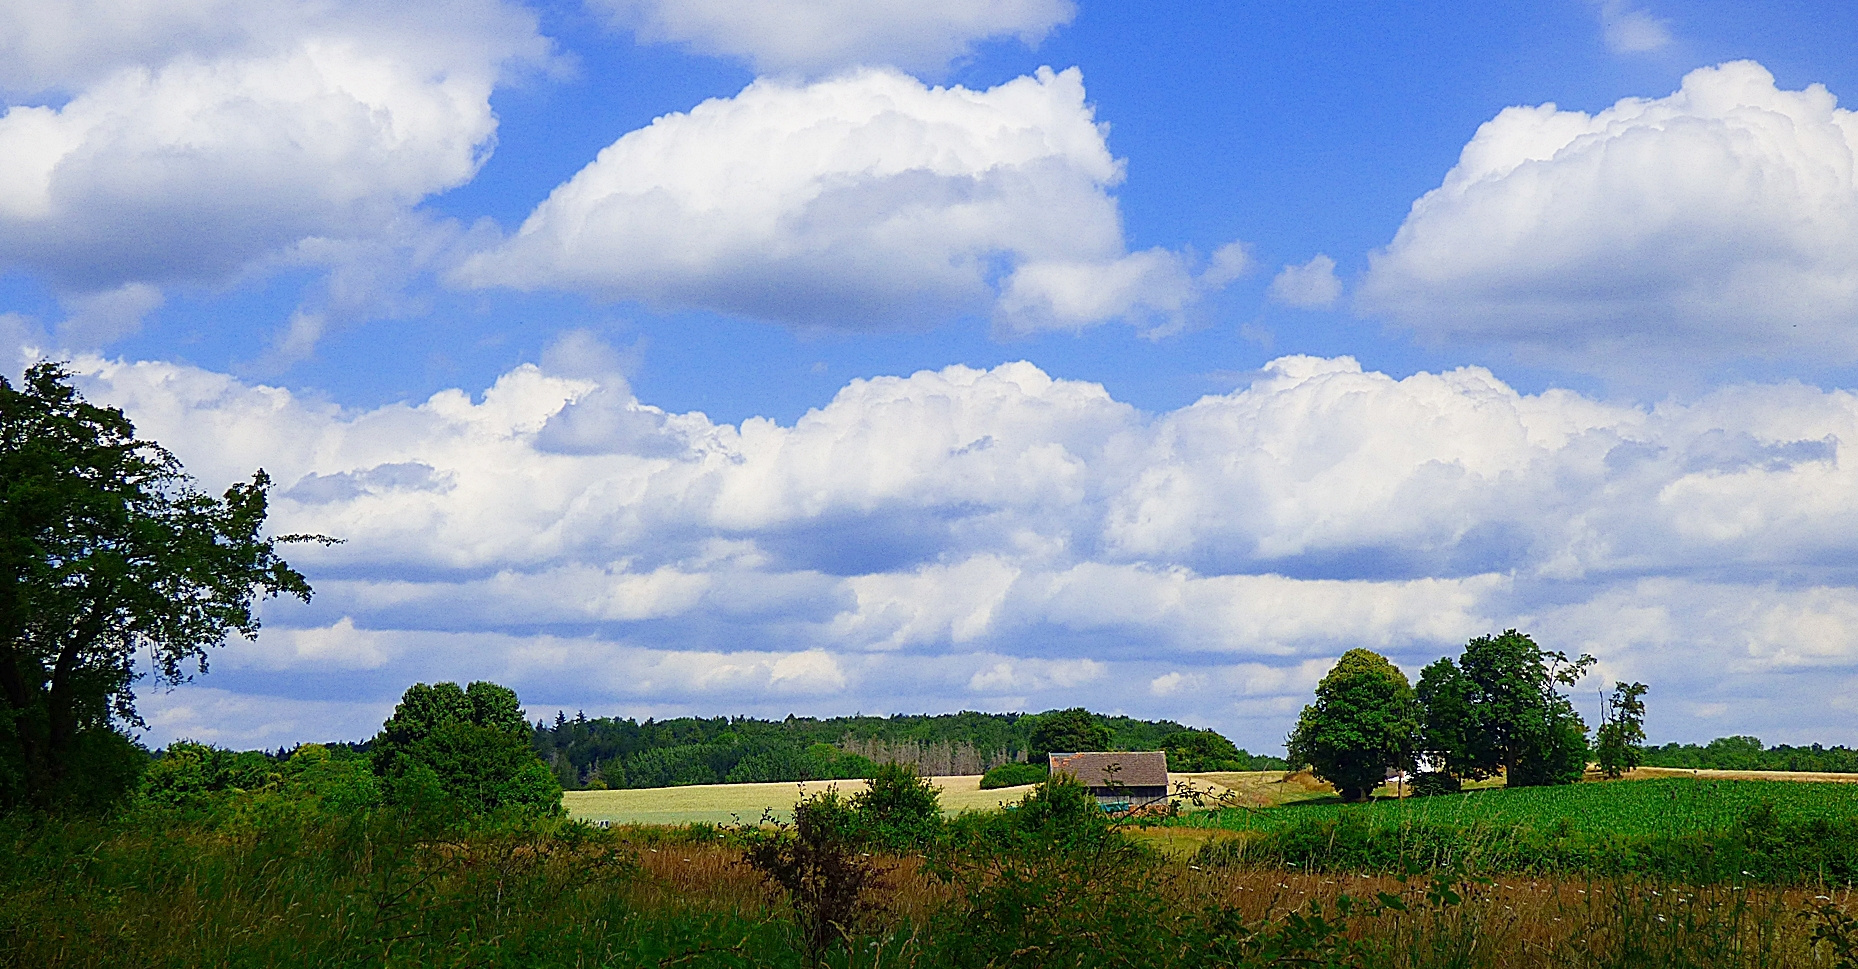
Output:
[928, 830, 1162, 969]
[949, 772, 1126, 860]
[275, 744, 379, 812]
[739, 788, 884, 968]
[978, 761, 1046, 789]
[852, 762, 942, 848]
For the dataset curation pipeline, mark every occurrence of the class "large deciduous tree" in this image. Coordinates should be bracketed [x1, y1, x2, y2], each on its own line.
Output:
[0, 364, 315, 808]
[1415, 656, 1481, 786]
[1418, 630, 1594, 788]
[1287, 648, 1419, 802]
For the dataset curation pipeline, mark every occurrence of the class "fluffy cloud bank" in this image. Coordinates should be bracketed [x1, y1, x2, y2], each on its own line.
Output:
[592, 0, 1076, 75]
[0, 0, 547, 293]
[64, 346, 1858, 750]
[1361, 61, 1858, 370]
[458, 68, 1227, 332]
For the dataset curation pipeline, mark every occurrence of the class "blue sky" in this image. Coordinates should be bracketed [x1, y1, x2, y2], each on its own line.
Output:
[6, 0, 1858, 753]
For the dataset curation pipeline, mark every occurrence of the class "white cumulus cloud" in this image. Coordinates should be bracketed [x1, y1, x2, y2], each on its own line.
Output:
[64, 346, 1858, 749]
[1267, 254, 1341, 309]
[590, 0, 1076, 75]
[0, 0, 548, 295]
[457, 67, 1226, 333]
[1361, 61, 1858, 371]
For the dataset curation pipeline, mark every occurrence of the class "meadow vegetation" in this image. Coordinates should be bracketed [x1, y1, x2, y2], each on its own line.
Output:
[4, 765, 1857, 968]
[1174, 778, 1858, 886]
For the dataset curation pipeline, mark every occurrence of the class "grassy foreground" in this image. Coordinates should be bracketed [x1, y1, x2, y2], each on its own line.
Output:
[3, 800, 1856, 968]
[4, 774, 1857, 968]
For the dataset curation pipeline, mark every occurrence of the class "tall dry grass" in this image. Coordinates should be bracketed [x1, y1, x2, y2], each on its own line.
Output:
[4, 804, 1854, 968]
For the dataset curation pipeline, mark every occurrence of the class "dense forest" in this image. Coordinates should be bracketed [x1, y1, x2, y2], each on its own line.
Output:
[526, 710, 1288, 789]
[1640, 736, 1858, 773]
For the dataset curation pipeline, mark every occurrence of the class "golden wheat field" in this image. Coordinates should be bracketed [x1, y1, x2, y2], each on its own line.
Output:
[563, 771, 1313, 825]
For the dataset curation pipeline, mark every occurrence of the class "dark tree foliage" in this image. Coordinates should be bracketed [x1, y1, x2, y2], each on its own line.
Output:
[1287, 648, 1419, 801]
[723, 743, 875, 784]
[1419, 630, 1594, 788]
[1027, 707, 1111, 764]
[1415, 657, 1480, 781]
[620, 742, 733, 788]
[371, 681, 561, 815]
[1595, 681, 1649, 778]
[530, 708, 1212, 789]
[0, 363, 317, 809]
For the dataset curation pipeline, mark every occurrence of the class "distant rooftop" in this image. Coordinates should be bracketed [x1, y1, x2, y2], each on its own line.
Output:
[1048, 751, 1169, 789]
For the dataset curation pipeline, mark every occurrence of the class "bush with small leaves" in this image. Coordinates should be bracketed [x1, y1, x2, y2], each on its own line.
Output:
[979, 761, 1047, 789]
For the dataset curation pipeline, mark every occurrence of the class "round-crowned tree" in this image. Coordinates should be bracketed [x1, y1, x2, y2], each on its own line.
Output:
[1456, 630, 1592, 787]
[371, 681, 561, 815]
[1288, 649, 1419, 802]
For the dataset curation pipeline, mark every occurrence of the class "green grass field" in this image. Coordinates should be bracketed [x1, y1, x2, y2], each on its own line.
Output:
[1170, 777, 1858, 836]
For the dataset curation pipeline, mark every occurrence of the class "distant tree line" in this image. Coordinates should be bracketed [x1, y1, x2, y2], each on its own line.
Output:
[529, 707, 1286, 790]
[1640, 736, 1858, 774]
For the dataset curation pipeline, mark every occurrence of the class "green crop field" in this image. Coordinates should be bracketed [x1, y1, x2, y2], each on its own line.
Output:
[1173, 777, 1858, 835]
[1166, 777, 1858, 885]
